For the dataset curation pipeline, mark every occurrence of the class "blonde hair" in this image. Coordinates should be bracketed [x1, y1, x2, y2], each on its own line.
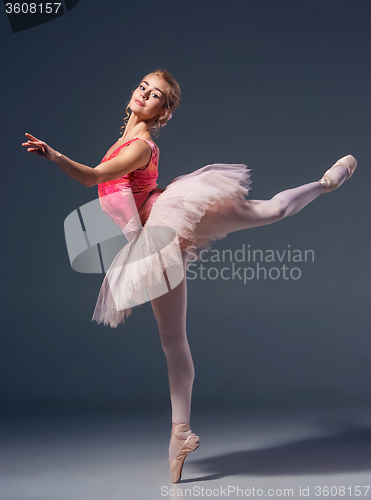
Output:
[120, 68, 181, 137]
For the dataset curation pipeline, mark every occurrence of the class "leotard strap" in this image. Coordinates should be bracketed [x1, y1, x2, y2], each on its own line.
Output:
[104, 138, 157, 164]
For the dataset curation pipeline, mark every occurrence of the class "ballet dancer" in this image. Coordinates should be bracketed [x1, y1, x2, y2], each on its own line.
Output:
[22, 68, 357, 483]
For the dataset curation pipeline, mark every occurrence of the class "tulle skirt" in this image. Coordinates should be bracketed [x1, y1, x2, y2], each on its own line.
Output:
[92, 163, 252, 328]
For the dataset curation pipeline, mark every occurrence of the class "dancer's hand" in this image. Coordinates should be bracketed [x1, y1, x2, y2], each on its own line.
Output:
[22, 133, 60, 161]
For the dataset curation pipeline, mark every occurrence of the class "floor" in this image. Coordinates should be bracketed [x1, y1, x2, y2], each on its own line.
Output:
[1, 405, 371, 500]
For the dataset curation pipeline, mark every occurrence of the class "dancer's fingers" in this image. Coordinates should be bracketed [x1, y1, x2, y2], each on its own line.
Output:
[27, 146, 46, 155]
[25, 133, 41, 142]
[24, 139, 46, 152]
[23, 139, 44, 147]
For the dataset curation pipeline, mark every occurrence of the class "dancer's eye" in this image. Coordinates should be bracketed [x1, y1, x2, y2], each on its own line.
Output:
[139, 84, 159, 99]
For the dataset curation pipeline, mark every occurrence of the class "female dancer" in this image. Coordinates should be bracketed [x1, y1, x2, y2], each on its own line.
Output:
[22, 68, 357, 483]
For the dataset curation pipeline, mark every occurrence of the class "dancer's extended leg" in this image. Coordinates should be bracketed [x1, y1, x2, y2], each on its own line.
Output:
[195, 165, 351, 239]
[150, 251, 195, 461]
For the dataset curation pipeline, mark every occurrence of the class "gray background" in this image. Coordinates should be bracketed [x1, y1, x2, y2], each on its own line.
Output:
[0, 0, 370, 419]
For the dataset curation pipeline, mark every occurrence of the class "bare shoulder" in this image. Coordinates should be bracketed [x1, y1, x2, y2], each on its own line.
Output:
[148, 138, 160, 157]
[128, 137, 159, 153]
[122, 137, 152, 159]
[137, 136, 159, 149]
[134, 137, 160, 160]
[126, 138, 159, 171]
[143, 137, 159, 154]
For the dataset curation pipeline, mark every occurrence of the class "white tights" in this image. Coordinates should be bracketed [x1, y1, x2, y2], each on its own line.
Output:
[150, 169, 349, 429]
[151, 251, 194, 425]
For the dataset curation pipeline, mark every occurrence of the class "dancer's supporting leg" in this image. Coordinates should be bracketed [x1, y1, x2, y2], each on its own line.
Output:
[195, 162, 352, 239]
[151, 251, 195, 461]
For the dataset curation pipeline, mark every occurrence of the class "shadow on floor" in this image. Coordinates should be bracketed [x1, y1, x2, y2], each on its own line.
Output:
[183, 426, 371, 483]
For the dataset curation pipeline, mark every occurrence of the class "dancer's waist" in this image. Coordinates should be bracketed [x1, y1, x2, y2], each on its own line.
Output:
[98, 181, 158, 197]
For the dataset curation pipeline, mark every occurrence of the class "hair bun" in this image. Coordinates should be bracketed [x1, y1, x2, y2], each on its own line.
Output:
[161, 113, 173, 127]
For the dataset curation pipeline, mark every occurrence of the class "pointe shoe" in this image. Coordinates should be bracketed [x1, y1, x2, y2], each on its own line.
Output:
[319, 154, 357, 195]
[169, 422, 200, 483]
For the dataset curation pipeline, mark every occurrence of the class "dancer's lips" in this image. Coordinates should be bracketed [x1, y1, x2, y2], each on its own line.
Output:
[135, 100, 145, 107]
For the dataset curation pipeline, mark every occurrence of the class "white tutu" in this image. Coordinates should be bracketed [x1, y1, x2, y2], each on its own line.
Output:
[92, 163, 252, 328]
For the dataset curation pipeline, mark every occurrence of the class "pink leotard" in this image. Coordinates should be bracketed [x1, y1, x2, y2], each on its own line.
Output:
[98, 137, 159, 207]
[97, 138, 161, 238]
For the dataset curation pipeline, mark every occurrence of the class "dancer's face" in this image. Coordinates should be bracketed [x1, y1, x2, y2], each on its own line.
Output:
[130, 74, 169, 122]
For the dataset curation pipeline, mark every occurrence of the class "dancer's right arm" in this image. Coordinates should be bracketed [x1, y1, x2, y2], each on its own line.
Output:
[22, 133, 152, 187]
[89, 140, 152, 186]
